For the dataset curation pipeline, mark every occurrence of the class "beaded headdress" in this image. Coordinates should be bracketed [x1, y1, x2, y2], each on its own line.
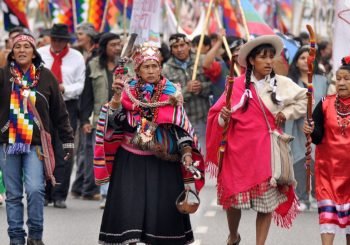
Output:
[132, 44, 161, 70]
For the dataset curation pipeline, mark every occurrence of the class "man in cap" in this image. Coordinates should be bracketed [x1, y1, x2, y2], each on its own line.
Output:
[37, 23, 85, 209]
[162, 33, 212, 156]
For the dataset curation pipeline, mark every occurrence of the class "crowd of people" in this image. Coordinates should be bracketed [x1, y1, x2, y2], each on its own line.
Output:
[0, 22, 348, 245]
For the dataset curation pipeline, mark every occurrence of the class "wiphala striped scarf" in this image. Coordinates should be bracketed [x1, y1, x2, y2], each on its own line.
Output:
[8, 62, 39, 154]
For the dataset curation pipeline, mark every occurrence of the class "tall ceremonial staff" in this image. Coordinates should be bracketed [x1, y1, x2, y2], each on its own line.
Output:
[213, 0, 240, 76]
[305, 24, 316, 194]
[100, 0, 111, 32]
[218, 57, 235, 173]
[191, 0, 214, 81]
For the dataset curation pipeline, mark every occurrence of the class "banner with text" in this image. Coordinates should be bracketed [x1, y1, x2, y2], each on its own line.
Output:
[129, 0, 161, 47]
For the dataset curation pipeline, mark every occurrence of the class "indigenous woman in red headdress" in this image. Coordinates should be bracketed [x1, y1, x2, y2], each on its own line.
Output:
[304, 56, 350, 245]
[206, 35, 307, 245]
[94, 44, 205, 245]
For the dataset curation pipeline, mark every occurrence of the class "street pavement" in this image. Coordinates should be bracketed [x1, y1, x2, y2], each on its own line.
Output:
[0, 176, 345, 245]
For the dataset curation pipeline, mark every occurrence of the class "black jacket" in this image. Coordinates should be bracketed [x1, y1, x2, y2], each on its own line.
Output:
[0, 65, 74, 146]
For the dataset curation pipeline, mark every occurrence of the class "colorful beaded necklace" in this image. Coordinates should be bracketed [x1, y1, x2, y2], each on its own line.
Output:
[335, 95, 350, 136]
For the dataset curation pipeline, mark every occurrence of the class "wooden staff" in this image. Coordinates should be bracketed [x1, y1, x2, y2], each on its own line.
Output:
[305, 24, 316, 194]
[236, 0, 250, 41]
[123, 0, 128, 39]
[213, 5, 240, 76]
[218, 56, 235, 173]
[191, 0, 215, 81]
[100, 0, 111, 32]
[71, 0, 77, 32]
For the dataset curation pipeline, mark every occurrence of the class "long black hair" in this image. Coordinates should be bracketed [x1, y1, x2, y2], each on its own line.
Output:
[288, 46, 322, 84]
[98, 32, 120, 69]
[243, 43, 279, 111]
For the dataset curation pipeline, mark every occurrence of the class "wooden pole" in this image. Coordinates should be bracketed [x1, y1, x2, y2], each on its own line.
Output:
[214, 8, 231, 59]
[175, 0, 180, 33]
[123, 0, 128, 39]
[214, 5, 240, 76]
[236, 0, 250, 41]
[305, 24, 316, 195]
[298, 0, 306, 35]
[45, 0, 52, 27]
[72, 0, 78, 32]
[218, 56, 235, 173]
[191, 0, 215, 81]
[100, 0, 111, 32]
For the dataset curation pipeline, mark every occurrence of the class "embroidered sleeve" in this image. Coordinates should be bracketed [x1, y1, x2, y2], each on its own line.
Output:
[311, 100, 324, 144]
[174, 126, 193, 152]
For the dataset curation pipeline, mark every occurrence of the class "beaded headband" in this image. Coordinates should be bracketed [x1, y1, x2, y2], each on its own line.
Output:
[169, 36, 190, 47]
[13, 34, 36, 48]
[132, 44, 161, 70]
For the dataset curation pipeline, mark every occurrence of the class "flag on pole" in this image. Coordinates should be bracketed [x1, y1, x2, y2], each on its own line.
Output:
[239, 0, 299, 64]
[88, 0, 108, 31]
[113, 0, 133, 19]
[239, 0, 275, 36]
[75, 0, 89, 24]
[1, 0, 29, 31]
[129, 0, 161, 47]
[221, 0, 241, 37]
[50, 0, 74, 32]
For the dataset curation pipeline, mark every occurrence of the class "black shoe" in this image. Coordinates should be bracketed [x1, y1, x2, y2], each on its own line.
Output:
[53, 200, 67, 209]
[70, 191, 81, 199]
[44, 199, 52, 207]
[82, 194, 101, 201]
[27, 238, 45, 245]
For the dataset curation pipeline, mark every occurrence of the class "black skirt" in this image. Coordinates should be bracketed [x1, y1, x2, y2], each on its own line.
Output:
[99, 147, 194, 245]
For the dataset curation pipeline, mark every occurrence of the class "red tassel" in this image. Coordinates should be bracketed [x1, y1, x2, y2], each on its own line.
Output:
[273, 186, 299, 228]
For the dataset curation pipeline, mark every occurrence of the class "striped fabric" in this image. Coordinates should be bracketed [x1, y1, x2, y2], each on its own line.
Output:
[2, 0, 29, 31]
[318, 199, 350, 234]
[87, 0, 107, 31]
[94, 105, 123, 185]
[93, 78, 205, 192]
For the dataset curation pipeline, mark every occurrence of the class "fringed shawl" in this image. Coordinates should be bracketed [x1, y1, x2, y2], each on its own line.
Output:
[206, 75, 298, 228]
[94, 78, 205, 193]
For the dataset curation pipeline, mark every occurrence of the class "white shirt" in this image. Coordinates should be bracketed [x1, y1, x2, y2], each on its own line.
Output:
[38, 45, 85, 101]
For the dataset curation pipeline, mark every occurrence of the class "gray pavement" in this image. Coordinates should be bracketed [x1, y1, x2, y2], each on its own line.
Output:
[0, 177, 346, 245]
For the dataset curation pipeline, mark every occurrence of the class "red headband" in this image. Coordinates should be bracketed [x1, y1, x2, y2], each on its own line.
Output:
[13, 34, 36, 48]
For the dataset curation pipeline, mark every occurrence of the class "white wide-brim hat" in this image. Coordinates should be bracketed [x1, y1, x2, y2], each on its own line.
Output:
[237, 35, 284, 67]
